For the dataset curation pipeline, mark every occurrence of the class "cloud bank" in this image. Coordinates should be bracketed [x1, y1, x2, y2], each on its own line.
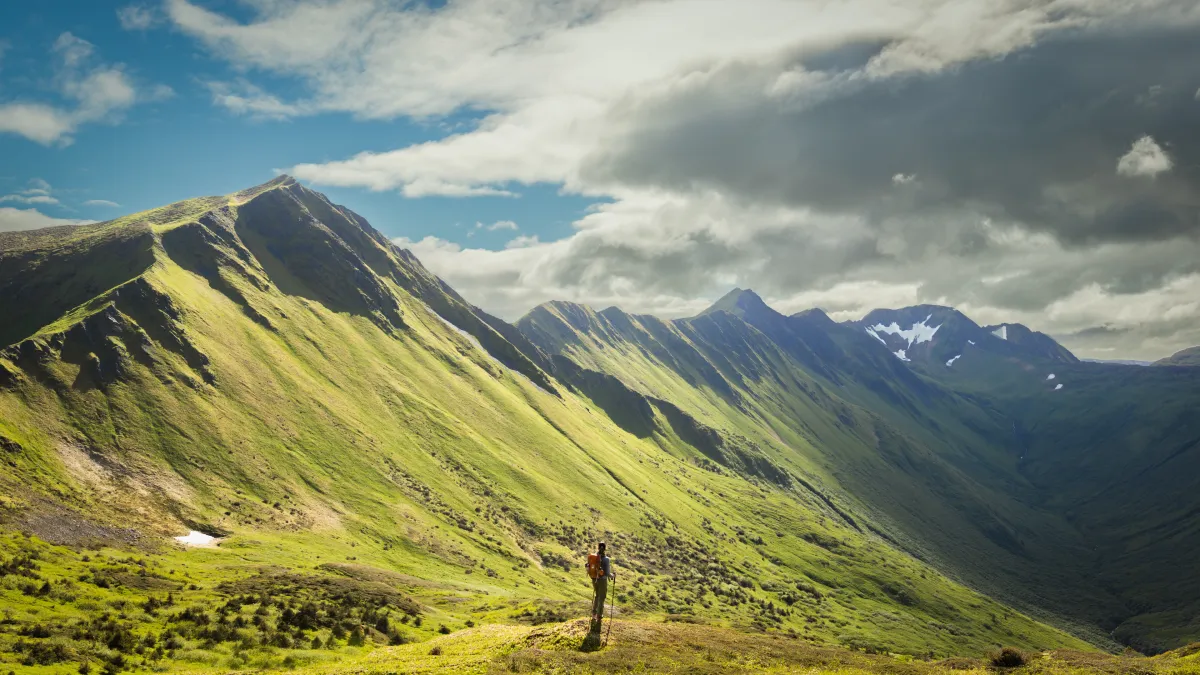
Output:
[167, 0, 1200, 360]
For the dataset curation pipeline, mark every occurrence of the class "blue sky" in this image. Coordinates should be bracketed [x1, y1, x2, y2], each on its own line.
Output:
[2, 0, 1199, 359]
[0, 1, 599, 251]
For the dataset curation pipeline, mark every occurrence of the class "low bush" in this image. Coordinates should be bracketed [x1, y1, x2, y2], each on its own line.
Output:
[990, 647, 1027, 668]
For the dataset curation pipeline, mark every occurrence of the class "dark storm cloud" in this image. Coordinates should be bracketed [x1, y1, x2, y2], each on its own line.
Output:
[582, 26, 1200, 247]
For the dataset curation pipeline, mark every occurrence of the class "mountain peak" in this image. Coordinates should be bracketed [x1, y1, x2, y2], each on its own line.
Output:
[700, 288, 774, 318]
[791, 307, 835, 325]
[231, 174, 299, 204]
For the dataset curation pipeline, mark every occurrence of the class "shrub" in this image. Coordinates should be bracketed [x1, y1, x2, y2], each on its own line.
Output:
[429, 646, 443, 656]
[15, 638, 76, 665]
[990, 647, 1028, 668]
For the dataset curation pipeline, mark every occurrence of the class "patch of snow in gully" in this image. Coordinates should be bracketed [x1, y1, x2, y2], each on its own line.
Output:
[946, 355, 961, 367]
[175, 531, 216, 547]
[1047, 373, 1056, 380]
[1054, 384, 1063, 391]
[894, 350, 910, 362]
[992, 325, 1008, 340]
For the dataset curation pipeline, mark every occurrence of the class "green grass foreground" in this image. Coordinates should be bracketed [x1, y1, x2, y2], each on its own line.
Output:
[179, 620, 1200, 675]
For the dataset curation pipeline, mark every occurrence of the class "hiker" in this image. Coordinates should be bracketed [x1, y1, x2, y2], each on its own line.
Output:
[587, 542, 614, 631]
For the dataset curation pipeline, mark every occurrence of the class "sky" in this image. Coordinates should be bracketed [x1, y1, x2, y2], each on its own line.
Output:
[2, 0, 1199, 361]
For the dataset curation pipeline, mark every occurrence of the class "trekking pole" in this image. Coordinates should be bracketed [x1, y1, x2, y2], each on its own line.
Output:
[604, 574, 616, 647]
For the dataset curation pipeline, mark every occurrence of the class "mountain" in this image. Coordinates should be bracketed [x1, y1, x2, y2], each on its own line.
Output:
[847, 306, 1078, 370]
[5, 177, 1200, 675]
[1155, 346, 1200, 366]
[0, 178, 1096, 675]
[521, 293, 1200, 654]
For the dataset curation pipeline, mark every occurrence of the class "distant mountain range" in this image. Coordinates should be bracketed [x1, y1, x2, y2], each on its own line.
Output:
[3, 177, 1200, 669]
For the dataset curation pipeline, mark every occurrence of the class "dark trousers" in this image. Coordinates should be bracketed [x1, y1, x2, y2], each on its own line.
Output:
[591, 577, 608, 620]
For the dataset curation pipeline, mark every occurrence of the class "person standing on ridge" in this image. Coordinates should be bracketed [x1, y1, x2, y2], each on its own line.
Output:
[587, 542, 614, 632]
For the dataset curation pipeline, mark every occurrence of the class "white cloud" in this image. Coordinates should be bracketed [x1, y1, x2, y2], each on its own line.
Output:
[118, 5, 158, 31]
[0, 33, 162, 145]
[84, 199, 121, 207]
[892, 173, 918, 185]
[0, 194, 60, 205]
[477, 220, 518, 231]
[205, 79, 307, 120]
[402, 180, 518, 199]
[0, 207, 93, 232]
[0, 104, 79, 145]
[1116, 135, 1172, 177]
[1, 179, 64, 206]
[505, 234, 540, 249]
[53, 32, 94, 68]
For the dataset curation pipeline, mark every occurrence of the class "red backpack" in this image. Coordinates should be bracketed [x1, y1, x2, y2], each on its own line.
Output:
[586, 553, 603, 579]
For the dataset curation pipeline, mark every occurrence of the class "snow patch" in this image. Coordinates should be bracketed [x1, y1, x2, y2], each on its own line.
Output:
[1046, 373, 1056, 380]
[946, 355, 961, 367]
[992, 325, 1008, 340]
[864, 327, 887, 345]
[894, 349, 910, 362]
[1054, 383, 1063, 390]
[175, 531, 217, 547]
[869, 314, 941, 348]
[967, 340, 975, 345]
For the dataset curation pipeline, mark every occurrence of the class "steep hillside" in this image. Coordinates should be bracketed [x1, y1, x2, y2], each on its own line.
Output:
[924, 355, 1200, 652]
[1155, 346, 1200, 367]
[519, 294, 1200, 653]
[0, 178, 1088, 675]
[518, 297, 1122, 645]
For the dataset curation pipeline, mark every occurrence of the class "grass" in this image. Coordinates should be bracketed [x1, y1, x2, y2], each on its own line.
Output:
[129, 619, 1200, 675]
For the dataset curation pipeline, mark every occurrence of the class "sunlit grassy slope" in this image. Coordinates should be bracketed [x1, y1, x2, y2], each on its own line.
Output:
[0, 178, 1092, 674]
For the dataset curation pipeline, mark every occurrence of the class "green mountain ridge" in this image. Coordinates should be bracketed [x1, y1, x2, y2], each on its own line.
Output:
[519, 292, 1200, 652]
[1, 177, 1198, 675]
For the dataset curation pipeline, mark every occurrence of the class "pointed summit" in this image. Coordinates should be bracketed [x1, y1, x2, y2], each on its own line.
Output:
[232, 174, 299, 203]
[791, 307, 835, 326]
[699, 288, 776, 319]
